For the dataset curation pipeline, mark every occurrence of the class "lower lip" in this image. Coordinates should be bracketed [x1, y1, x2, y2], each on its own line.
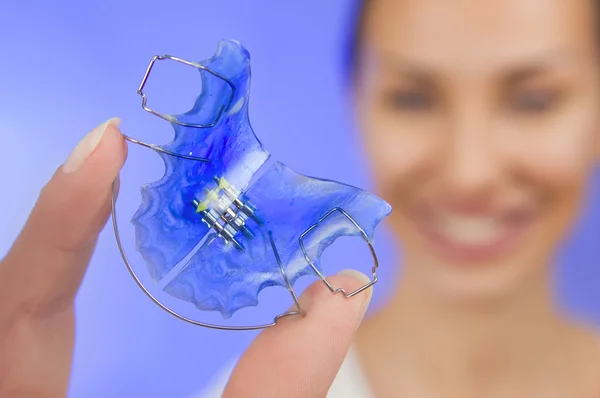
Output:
[417, 216, 534, 263]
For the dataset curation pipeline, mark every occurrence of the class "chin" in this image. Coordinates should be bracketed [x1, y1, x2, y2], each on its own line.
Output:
[425, 262, 540, 306]
[401, 240, 555, 311]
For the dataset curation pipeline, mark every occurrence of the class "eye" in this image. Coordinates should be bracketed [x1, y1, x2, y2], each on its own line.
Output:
[509, 89, 560, 112]
[384, 89, 434, 111]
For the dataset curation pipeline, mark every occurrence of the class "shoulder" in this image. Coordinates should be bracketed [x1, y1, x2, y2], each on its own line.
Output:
[191, 345, 373, 398]
[192, 358, 236, 398]
[327, 345, 374, 397]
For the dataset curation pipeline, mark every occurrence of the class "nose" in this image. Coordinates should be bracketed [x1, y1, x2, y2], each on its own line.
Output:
[440, 112, 503, 200]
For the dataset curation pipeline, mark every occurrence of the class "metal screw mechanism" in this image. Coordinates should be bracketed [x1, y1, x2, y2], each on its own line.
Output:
[192, 176, 264, 251]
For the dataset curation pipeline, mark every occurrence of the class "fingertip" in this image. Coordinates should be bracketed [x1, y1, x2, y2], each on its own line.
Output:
[337, 269, 374, 302]
[337, 269, 371, 285]
[59, 121, 127, 197]
[28, 119, 128, 251]
[62, 118, 121, 173]
[298, 270, 373, 316]
[85, 122, 128, 174]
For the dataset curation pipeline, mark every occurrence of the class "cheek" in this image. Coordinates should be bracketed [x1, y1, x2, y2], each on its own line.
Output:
[508, 106, 599, 188]
[502, 108, 600, 250]
[360, 106, 440, 198]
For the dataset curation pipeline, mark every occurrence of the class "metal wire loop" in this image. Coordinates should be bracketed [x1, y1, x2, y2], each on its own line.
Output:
[299, 207, 379, 298]
[137, 54, 236, 128]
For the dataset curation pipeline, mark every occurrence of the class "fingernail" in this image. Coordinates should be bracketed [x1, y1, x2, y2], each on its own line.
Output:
[338, 269, 372, 286]
[62, 117, 121, 173]
[337, 269, 374, 315]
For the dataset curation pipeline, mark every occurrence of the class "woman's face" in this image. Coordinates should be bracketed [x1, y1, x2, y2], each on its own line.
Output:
[356, 0, 600, 301]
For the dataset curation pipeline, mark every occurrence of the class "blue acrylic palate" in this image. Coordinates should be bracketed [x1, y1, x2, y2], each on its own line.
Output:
[120, 39, 392, 324]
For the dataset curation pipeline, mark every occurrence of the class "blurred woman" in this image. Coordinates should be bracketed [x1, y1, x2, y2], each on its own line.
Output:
[350, 0, 600, 395]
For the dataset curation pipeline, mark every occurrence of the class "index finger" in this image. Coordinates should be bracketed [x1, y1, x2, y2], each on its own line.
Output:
[224, 271, 373, 398]
[0, 119, 126, 318]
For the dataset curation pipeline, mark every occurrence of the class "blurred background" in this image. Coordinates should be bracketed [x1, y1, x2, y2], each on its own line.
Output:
[0, 1, 598, 397]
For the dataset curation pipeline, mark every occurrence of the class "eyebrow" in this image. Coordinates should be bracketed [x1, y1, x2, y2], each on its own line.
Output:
[376, 53, 437, 80]
[503, 67, 552, 85]
[375, 48, 577, 82]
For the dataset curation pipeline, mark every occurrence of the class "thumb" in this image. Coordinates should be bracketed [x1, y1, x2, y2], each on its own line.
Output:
[0, 118, 126, 318]
[224, 270, 373, 398]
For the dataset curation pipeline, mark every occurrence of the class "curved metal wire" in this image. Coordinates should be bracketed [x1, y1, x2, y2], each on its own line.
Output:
[111, 177, 302, 330]
[299, 207, 379, 298]
[121, 53, 238, 162]
[137, 54, 235, 128]
[269, 231, 305, 316]
[122, 134, 211, 162]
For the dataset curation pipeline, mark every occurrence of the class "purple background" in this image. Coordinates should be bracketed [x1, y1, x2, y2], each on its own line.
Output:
[0, 1, 598, 397]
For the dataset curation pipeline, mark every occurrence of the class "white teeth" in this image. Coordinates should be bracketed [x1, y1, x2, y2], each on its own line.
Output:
[436, 214, 504, 245]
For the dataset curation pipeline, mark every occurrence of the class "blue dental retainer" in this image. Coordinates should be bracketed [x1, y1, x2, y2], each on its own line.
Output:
[110, 39, 392, 330]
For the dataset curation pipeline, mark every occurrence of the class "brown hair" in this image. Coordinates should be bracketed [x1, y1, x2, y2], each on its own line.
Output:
[346, 0, 600, 78]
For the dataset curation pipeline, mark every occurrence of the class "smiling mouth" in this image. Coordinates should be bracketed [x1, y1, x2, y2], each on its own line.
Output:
[417, 207, 536, 263]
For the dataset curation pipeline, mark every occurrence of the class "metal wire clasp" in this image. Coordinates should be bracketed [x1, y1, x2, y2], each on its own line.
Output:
[120, 54, 238, 163]
[299, 207, 379, 298]
[137, 54, 235, 128]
